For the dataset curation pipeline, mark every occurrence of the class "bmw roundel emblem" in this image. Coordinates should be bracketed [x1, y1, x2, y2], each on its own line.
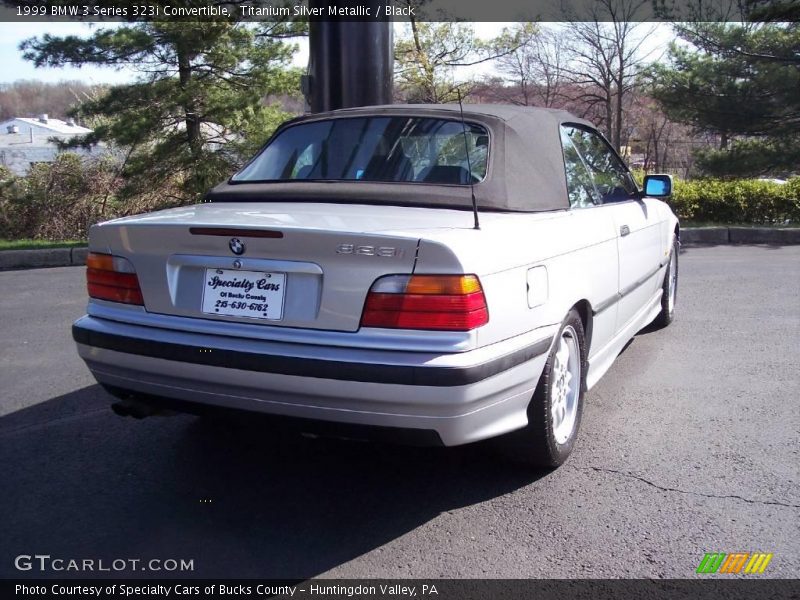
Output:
[229, 238, 245, 256]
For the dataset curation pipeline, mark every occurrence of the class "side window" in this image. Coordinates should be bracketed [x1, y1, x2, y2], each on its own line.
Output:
[563, 126, 639, 204]
[560, 127, 599, 208]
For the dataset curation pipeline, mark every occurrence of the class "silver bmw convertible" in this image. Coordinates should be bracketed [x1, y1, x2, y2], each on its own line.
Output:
[73, 104, 679, 467]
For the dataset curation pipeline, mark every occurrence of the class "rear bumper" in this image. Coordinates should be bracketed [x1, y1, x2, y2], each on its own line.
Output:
[73, 315, 555, 446]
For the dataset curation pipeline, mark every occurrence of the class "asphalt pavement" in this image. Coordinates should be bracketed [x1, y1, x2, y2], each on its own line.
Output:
[1, 245, 798, 579]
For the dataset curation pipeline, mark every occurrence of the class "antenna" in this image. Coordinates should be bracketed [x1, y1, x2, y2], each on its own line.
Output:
[457, 89, 480, 230]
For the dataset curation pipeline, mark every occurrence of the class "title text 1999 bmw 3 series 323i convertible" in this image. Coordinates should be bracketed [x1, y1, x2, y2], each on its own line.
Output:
[73, 104, 679, 467]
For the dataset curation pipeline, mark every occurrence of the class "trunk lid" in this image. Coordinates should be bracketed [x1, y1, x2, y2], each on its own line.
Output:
[90, 202, 476, 332]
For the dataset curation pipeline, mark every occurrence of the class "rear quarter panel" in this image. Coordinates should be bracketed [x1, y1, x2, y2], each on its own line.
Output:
[414, 209, 619, 350]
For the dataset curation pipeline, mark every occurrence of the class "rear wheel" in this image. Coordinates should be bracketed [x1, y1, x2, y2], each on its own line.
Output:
[653, 236, 679, 328]
[499, 309, 587, 467]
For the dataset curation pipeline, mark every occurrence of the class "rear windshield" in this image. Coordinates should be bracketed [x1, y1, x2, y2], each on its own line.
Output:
[231, 116, 489, 185]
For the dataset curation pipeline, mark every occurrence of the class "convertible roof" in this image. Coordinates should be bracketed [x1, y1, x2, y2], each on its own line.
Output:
[207, 104, 595, 213]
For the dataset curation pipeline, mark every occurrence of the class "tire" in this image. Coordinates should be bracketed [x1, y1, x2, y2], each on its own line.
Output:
[653, 236, 679, 328]
[499, 308, 587, 467]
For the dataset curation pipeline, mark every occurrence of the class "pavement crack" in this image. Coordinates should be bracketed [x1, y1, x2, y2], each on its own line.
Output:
[572, 465, 800, 509]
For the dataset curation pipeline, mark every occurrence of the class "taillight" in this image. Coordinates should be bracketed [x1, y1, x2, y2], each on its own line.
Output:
[361, 274, 489, 331]
[86, 252, 144, 306]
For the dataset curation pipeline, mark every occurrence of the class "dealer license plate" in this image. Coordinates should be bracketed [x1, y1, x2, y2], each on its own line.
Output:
[201, 268, 286, 320]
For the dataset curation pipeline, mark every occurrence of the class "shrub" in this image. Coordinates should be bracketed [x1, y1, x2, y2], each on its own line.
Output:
[669, 177, 800, 225]
[2, 160, 799, 243]
[0, 154, 114, 240]
[0, 153, 184, 241]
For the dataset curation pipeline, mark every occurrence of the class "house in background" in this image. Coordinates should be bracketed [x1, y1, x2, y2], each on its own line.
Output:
[0, 115, 94, 175]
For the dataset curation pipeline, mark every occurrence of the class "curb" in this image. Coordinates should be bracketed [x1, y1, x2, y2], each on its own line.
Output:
[681, 227, 800, 245]
[0, 246, 89, 271]
[1, 227, 799, 271]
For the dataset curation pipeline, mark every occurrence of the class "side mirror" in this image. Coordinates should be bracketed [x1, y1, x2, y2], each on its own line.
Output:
[642, 174, 673, 197]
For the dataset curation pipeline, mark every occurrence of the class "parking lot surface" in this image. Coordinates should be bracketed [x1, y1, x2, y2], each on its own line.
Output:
[1, 245, 798, 578]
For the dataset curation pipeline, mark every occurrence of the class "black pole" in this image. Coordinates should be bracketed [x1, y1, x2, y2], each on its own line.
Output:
[307, 0, 393, 113]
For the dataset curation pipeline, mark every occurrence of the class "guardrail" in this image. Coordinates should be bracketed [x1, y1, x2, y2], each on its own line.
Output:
[681, 227, 800, 245]
[0, 247, 88, 270]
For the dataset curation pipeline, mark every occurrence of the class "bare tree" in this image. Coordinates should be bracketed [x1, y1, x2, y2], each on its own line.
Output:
[0, 80, 104, 122]
[494, 24, 570, 107]
[394, 1, 527, 104]
[562, 0, 655, 151]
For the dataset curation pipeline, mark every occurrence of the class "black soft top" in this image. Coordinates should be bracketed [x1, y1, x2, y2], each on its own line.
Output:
[206, 104, 594, 213]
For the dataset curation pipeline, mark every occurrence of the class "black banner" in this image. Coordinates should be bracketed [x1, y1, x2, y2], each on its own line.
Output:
[3, 579, 800, 600]
[0, 0, 785, 22]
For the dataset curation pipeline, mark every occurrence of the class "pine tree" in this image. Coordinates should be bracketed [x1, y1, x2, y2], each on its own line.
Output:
[21, 16, 303, 201]
[649, 23, 800, 177]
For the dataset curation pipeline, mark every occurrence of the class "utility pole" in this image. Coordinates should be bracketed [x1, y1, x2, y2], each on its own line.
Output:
[306, 0, 394, 113]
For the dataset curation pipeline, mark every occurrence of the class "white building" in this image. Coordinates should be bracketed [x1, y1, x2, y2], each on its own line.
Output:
[0, 115, 94, 175]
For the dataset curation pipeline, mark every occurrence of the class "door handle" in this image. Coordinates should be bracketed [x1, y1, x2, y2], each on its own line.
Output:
[620, 225, 630, 237]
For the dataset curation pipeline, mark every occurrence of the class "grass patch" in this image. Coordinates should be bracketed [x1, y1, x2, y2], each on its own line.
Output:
[0, 239, 86, 251]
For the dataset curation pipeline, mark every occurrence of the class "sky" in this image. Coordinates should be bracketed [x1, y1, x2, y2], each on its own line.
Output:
[0, 22, 137, 84]
[0, 22, 675, 86]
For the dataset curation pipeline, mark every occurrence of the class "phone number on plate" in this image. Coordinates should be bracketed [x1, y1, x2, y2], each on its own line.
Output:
[214, 300, 270, 312]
